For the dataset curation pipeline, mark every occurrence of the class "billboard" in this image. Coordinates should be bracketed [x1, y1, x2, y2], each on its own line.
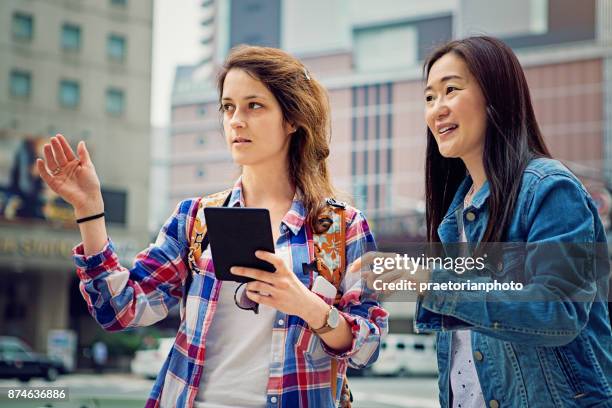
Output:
[0, 131, 131, 226]
[0, 131, 76, 225]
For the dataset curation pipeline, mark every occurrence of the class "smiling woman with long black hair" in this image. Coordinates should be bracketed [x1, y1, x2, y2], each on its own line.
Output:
[417, 36, 612, 408]
[353, 35, 611, 407]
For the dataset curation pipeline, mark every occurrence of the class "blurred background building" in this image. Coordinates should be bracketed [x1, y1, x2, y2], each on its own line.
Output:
[0, 0, 153, 359]
[170, 0, 612, 334]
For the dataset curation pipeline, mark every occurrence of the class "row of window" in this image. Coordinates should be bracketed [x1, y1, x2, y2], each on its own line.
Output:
[10, 70, 125, 115]
[12, 12, 127, 61]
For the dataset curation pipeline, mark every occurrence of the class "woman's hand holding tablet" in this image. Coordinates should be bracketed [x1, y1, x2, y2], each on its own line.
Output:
[205, 206, 334, 327]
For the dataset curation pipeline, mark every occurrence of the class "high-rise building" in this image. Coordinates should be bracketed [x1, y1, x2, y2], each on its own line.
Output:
[0, 0, 154, 355]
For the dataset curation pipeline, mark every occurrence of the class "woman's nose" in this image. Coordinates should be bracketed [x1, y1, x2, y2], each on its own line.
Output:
[229, 111, 246, 129]
[432, 99, 450, 119]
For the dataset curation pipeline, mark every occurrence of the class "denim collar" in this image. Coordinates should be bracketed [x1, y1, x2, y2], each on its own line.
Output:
[443, 174, 491, 221]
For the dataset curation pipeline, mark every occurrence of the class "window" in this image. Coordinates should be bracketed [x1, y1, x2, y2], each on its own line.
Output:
[10, 70, 31, 98]
[460, 0, 548, 38]
[110, 0, 127, 5]
[1, 341, 31, 360]
[106, 88, 125, 115]
[197, 136, 206, 146]
[59, 80, 80, 108]
[61, 23, 81, 51]
[101, 188, 127, 225]
[12, 12, 33, 41]
[107, 34, 126, 61]
[246, 3, 262, 13]
[197, 104, 207, 116]
[196, 167, 206, 178]
[354, 24, 418, 72]
[229, 0, 281, 48]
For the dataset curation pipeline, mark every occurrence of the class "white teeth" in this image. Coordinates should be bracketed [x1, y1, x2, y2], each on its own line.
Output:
[439, 125, 457, 134]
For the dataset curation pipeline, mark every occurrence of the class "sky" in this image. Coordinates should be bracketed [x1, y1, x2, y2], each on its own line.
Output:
[151, 0, 202, 128]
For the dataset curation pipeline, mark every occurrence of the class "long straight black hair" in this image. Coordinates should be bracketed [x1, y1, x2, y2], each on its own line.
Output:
[424, 36, 551, 243]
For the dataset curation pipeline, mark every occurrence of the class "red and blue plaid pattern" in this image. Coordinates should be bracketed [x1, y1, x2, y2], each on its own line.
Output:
[74, 178, 388, 408]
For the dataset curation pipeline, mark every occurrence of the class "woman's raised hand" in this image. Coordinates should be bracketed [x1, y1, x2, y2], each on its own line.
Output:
[36, 134, 103, 215]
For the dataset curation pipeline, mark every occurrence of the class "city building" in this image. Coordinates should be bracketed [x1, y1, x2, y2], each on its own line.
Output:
[0, 0, 154, 356]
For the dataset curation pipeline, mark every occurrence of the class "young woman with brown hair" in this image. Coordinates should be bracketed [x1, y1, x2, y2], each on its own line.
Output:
[37, 45, 388, 408]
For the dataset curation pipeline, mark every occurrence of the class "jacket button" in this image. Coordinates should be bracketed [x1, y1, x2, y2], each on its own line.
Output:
[489, 400, 499, 408]
[466, 212, 476, 221]
[474, 351, 484, 361]
[497, 261, 503, 272]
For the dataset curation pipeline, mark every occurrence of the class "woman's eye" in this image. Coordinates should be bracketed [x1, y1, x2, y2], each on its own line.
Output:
[249, 102, 263, 109]
[446, 86, 457, 94]
[221, 104, 234, 112]
[425, 95, 434, 102]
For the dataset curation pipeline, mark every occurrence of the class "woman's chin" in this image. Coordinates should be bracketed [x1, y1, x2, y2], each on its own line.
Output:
[231, 154, 258, 167]
[438, 147, 459, 159]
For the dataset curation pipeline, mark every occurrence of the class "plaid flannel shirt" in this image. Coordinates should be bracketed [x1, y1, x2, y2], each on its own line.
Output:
[73, 178, 388, 408]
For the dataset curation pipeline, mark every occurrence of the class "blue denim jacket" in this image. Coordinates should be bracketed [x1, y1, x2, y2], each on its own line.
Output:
[415, 158, 612, 407]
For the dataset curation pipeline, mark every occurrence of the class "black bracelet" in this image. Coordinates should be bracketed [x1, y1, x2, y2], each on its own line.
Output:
[76, 212, 105, 224]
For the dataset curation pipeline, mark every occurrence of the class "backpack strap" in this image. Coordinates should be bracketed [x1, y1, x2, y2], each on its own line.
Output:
[182, 189, 232, 315]
[311, 198, 347, 302]
[311, 198, 353, 408]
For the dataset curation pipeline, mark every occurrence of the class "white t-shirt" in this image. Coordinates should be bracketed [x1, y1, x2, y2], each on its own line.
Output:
[194, 246, 291, 408]
[450, 210, 486, 408]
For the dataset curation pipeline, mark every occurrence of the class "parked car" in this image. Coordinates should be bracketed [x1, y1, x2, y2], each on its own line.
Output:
[130, 337, 174, 379]
[371, 334, 438, 376]
[0, 336, 66, 382]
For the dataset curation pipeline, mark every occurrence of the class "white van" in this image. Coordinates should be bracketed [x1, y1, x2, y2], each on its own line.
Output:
[371, 334, 437, 376]
[130, 337, 174, 379]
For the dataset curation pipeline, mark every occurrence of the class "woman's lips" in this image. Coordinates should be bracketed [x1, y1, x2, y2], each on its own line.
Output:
[438, 126, 458, 140]
[232, 140, 252, 147]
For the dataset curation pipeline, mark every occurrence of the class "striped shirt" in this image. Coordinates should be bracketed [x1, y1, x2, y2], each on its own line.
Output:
[73, 177, 388, 408]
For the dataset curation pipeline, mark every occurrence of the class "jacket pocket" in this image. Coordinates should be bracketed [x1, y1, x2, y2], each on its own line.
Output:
[492, 244, 526, 281]
[553, 348, 587, 398]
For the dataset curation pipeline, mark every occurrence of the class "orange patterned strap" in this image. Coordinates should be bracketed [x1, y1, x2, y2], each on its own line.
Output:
[313, 200, 351, 408]
[312, 200, 347, 302]
[181, 189, 232, 314]
[188, 189, 232, 266]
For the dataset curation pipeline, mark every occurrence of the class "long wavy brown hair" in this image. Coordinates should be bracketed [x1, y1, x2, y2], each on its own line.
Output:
[217, 45, 341, 228]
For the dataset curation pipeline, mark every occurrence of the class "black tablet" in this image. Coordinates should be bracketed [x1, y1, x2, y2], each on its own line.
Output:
[203, 207, 276, 282]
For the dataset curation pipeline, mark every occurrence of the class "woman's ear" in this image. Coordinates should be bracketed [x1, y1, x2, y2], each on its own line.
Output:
[285, 121, 297, 135]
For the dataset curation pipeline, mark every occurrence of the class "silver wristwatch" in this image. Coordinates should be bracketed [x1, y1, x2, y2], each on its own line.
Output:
[311, 305, 340, 335]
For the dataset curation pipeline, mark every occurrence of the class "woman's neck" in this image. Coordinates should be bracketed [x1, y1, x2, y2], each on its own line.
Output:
[462, 151, 487, 193]
[241, 163, 295, 207]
